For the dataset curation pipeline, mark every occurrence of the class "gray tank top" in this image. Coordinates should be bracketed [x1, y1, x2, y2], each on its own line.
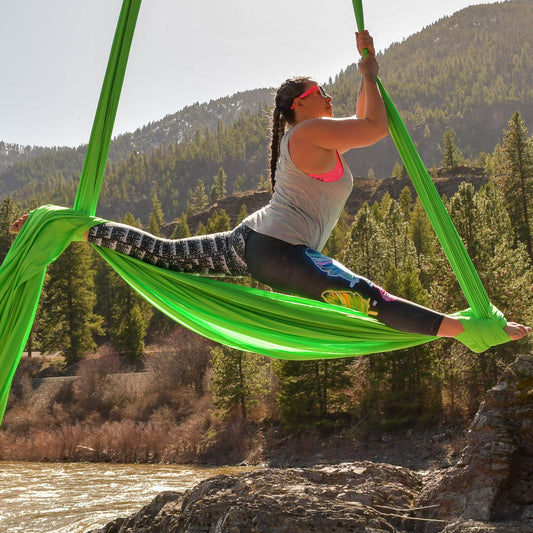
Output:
[243, 128, 353, 251]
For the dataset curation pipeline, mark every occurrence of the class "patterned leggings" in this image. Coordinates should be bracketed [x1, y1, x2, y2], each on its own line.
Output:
[88, 222, 444, 336]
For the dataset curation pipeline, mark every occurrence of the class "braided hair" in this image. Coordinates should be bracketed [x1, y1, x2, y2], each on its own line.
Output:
[270, 77, 311, 192]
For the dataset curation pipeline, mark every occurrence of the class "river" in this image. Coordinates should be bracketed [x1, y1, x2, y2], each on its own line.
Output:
[0, 461, 251, 533]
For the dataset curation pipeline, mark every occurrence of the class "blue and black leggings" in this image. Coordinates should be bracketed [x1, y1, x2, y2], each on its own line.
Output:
[88, 222, 444, 336]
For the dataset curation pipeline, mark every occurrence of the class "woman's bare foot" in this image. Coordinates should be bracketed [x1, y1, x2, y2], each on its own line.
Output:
[8, 214, 29, 234]
[9, 213, 90, 241]
[504, 322, 532, 340]
[438, 315, 531, 341]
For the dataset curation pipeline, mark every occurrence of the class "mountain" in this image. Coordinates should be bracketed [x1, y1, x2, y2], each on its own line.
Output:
[0, 89, 274, 200]
[338, 0, 533, 175]
[0, 0, 531, 223]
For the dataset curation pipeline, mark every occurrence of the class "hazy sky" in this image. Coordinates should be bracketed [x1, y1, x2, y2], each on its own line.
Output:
[0, 0, 500, 147]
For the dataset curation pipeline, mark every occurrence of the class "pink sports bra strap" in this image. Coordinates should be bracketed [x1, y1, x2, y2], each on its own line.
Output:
[307, 151, 344, 182]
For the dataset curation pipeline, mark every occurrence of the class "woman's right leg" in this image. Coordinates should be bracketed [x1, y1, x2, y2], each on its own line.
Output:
[245, 230, 444, 336]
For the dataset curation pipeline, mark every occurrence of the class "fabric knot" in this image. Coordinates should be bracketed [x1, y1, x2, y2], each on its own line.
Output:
[452, 305, 510, 353]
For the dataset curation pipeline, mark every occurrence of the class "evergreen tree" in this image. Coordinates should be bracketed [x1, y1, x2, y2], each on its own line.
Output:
[256, 174, 270, 191]
[0, 197, 21, 262]
[322, 210, 349, 259]
[495, 112, 533, 262]
[448, 182, 477, 256]
[38, 243, 103, 364]
[206, 209, 231, 233]
[171, 213, 191, 239]
[210, 167, 227, 203]
[110, 279, 152, 363]
[211, 346, 269, 419]
[441, 130, 464, 171]
[236, 204, 249, 224]
[148, 191, 164, 236]
[109, 214, 153, 362]
[399, 186, 413, 222]
[343, 202, 376, 279]
[392, 162, 407, 180]
[275, 358, 351, 428]
[191, 180, 209, 214]
[409, 197, 437, 279]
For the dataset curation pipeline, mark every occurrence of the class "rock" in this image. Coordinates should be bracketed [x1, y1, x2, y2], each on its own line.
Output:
[88, 355, 533, 533]
[89, 462, 422, 532]
[414, 354, 533, 533]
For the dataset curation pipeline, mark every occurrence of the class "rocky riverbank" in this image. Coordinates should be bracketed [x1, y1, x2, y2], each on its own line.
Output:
[88, 354, 533, 533]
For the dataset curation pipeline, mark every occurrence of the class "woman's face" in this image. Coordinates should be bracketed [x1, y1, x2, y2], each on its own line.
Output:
[293, 81, 333, 119]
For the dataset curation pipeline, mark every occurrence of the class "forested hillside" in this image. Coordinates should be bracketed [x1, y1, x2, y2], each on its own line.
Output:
[0, 0, 531, 224]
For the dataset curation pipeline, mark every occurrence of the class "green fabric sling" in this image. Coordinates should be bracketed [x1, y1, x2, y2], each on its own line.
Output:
[0, 0, 510, 424]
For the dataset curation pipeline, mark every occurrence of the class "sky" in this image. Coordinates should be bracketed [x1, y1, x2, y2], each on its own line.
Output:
[0, 0, 501, 148]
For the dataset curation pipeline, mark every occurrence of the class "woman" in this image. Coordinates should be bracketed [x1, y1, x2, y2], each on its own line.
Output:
[10, 31, 530, 342]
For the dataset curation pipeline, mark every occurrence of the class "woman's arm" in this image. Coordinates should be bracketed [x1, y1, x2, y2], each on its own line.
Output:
[292, 31, 388, 155]
[293, 54, 389, 154]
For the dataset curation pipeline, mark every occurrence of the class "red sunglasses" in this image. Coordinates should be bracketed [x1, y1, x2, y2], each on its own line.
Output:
[290, 85, 330, 110]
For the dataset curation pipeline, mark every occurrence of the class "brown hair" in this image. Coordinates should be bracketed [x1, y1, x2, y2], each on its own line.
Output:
[270, 77, 311, 192]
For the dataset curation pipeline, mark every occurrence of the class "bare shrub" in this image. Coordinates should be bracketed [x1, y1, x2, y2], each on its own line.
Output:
[73, 347, 124, 416]
[145, 327, 213, 394]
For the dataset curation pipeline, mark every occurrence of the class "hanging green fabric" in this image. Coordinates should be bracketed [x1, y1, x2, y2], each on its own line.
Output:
[0, 0, 511, 425]
[351, 0, 492, 319]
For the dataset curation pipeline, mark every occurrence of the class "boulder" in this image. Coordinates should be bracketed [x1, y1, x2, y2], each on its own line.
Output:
[414, 354, 533, 532]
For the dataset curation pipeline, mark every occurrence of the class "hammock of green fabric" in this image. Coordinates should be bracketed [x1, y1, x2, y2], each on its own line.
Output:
[0, 0, 510, 424]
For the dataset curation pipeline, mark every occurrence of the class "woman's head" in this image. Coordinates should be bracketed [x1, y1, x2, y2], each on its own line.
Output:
[275, 76, 312, 125]
[271, 77, 328, 191]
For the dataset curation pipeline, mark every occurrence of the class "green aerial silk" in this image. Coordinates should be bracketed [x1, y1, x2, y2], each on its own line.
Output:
[0, 0, 510, 424]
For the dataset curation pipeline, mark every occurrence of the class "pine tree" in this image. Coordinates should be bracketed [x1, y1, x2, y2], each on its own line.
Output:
[206, 209, 231, 233]
[148, 191, 165, 236]
[0, 197, 21, 262]
[496, 112, 533, 262]
[211, 346, 269, 419]
[171, 213, 191, 239]
[191, 180, 209, 214]
[210, 167, 227, 203]
[236, 204, 249, 224]
[110, 278, 152, 363]
[275, 358, 351, 428]
[441, 130, 464, 171]
[38, 243, 103, 364]
[399, 186, 413, 222]
[409, 197, 434, 254]
[391, 162, 407, 180]
[256, 174, 270, 191]
[343, 202, 376, 279]
[109, 214, 153, 362]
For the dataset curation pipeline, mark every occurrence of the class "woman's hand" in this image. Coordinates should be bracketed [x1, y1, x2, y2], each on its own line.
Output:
[358, 53, 379, 81]
[356, 30, 375, 56]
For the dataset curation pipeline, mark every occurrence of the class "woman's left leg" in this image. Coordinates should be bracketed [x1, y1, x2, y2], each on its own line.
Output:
[86, 221, 251, 277]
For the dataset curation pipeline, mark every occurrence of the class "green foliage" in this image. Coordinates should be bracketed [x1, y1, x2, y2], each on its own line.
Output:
[171, 213, 191, 239]
[236, 204, 249, 224]
[392, 162, 407, 180]
[190, 180, 209, 215]
[210, 167, 227, 203]
[110, 277, 152, 363]
[275, 358, 352, 429]
[211, 346, 269, 419]
[205, 209, 231, 233]
[0, 197, 22, 263]
[493, 111, 533, 261]
[38, 243, 103, 364]
[441, 130, 464, 171]
[148, 191, 165, 236]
